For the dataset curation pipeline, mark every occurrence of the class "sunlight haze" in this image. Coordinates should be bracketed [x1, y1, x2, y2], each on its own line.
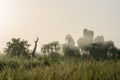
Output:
[0, 0, 120, 52]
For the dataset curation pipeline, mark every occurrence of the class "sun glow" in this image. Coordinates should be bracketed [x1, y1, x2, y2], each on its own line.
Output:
[0, 0, 8, 23]
[0, 0, 11, 33]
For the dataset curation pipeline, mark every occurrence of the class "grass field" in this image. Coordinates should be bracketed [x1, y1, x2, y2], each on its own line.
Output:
[0, 55, 120, 80]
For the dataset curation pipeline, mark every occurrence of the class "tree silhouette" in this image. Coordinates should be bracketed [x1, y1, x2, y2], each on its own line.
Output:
[63, 35, 79, 57]
[65, 34, 75, 49]
[63, 44, 79, 57]
[4, 38, 30, 57]
[31, 37, 39, 57]
[41, 41, 60, 55]
[77, 29, 94, 56]
[87, 43, 108, 60]
[41, 45, 47, 55]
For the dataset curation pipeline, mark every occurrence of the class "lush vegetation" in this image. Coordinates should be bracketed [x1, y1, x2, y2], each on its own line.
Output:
[0, 29, 120, 80]
[0, 55, 119, 80]
[0, 55, 120, 80]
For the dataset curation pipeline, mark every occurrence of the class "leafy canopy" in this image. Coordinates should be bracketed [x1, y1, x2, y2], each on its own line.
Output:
[4, 38, 31, 57]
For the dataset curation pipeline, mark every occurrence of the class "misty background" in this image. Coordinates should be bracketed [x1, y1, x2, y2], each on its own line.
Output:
[0, 0, 120, 52]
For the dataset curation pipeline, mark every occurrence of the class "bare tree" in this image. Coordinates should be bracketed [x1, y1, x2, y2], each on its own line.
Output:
[32, 37, 39, 57]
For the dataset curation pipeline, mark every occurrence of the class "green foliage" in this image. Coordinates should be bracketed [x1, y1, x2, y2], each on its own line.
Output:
[0, 55, 120, 80]
[4, 38, 30, 57]
[41, 41, 60, 55]
[63, 44, 80, 57]
[63, 34, 80, 58]
[49, 52, 61, 64]
[1, 29, 120, 80]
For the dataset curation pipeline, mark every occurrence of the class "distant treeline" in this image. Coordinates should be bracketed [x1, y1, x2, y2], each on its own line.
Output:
[3, 29, 120, 60]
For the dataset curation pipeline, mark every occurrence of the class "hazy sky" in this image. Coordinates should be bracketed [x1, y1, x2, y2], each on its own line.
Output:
[0, 0, 120, 52]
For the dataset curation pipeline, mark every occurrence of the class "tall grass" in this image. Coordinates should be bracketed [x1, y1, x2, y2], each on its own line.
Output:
[0, 55, 120, 80]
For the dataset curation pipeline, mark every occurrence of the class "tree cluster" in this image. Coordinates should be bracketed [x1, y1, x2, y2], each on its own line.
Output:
[4, 29, 120, 60]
